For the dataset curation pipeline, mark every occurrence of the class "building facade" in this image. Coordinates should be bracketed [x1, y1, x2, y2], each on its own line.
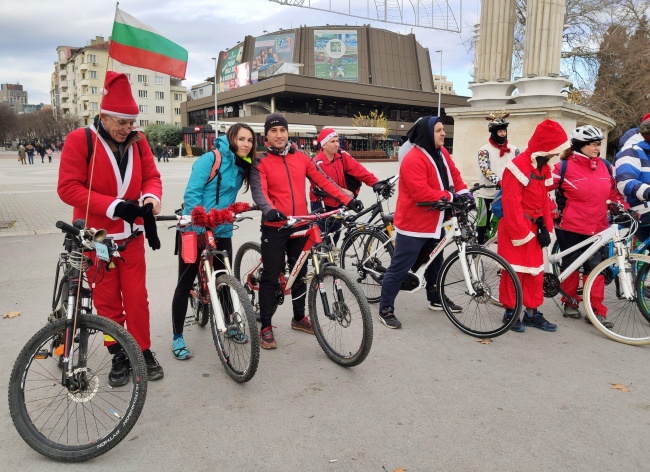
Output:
[51, 36, 187, 128]
[0, 83, 29, 113]
[182, 25, 469, 153]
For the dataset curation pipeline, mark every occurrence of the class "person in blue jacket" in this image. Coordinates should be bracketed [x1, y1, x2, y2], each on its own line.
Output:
[170, 123, 255, 359]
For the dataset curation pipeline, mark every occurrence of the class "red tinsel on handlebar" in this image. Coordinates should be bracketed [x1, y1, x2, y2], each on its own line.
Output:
[191, 206, 209, 227]
[207, 208, 234, 228]
[228, 202, 250, 214]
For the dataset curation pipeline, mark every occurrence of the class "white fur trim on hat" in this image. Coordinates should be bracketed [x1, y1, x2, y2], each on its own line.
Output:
[531, 140, 570, 158]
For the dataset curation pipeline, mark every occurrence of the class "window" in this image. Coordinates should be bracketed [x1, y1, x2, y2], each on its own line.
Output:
[174, 93, 183, 101]
[125, 73, 131, 82]
[155, 91, 165, 100]
[139, 105, 149, 113]
[199, 89, 203, 96]
[138, 90, 148, 98]
[138, 74, 148, 83]
[155, 106, 165, 114]
[87, 54, 97, 63]
[156, 120, 165, 125]
[89, 71, 97, 79]
[139, 119, 149, 127]
[155, 76, 164, 85]
[90, 86, 98, 94]
[91, 102, 99, 110]
[174, 107, 181, 115]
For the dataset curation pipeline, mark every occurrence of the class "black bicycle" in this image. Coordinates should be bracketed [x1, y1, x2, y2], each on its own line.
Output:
[8, 220, 147, 462]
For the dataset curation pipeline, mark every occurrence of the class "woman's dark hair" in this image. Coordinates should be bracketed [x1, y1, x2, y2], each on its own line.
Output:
[226, 123, 256, 191]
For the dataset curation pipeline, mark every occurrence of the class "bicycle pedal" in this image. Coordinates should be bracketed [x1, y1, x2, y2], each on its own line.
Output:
[34, 349, 50, 360]
[184, 319, 197, 327]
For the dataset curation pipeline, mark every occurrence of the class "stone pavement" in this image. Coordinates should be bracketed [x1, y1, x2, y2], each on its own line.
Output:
[0, 151, 649, 471]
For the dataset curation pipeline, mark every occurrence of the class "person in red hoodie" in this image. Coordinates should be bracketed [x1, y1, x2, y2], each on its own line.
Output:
[499, 119, 569, 333]
[378, 116, 469, 329]
[552, 125, 622, 328]
[57, 72, 164, 384]
[250, 113, 364, 349]
[309, 128, 385, 242]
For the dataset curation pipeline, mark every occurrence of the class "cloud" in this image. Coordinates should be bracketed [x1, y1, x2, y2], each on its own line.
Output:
[0, 0, 478, 104]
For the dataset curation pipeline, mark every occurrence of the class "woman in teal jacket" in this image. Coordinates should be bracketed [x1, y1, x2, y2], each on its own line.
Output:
[170, 123, 255, 359]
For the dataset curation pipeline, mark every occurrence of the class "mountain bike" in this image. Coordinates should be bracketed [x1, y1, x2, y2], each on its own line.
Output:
[543, 203, 650, 345]
[157, 203, 260, 382]
[8, 220, 147, 462]
[340, 191, 524, 338]
[234, 208, 373, 366]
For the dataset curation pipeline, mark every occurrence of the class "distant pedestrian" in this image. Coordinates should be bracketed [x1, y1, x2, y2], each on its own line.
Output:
[25, 143, 35, 165]
[46, 147, 53, 163]
[17, 144, 26, 165]
[37, 143, 46, 163]
[166, 148, 173, 160]
[155, 143, 163, 162]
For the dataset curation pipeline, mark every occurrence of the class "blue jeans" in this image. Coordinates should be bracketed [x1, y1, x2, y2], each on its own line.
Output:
[379, 232, 443, 311]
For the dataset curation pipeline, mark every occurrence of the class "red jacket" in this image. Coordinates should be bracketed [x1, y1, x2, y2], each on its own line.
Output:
[250, 146, 352, 227]
[309, 150, 378, 207]
[394, 145, 468, 238]
[57, 125, 162, 240]
[552, 153, 621, 235]
[497, 153, 553, 275]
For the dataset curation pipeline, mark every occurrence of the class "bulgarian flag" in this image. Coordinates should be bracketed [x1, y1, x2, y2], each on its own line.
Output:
[109, 8, 188, 79]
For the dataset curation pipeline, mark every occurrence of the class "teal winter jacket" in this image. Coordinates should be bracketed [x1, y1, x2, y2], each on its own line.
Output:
[182, 135, 245, 237]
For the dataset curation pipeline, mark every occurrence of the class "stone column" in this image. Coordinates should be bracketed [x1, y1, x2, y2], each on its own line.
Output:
[522, 0, 566, 77]
[474, 0, 516, 82]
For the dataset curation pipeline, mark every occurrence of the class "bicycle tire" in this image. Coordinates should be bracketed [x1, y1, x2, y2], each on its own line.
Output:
[483, 233, 498, 254]
[583, 253, 650, 345]
[308, 265, 373, 367]
[634, 261, 650, 323]
[233, 241, 263, 319]
[438, 246, 523, 338]
[189, 273, 209, 327]
[209, 274, 260, 382]
[339, 228, 393, 303]
[8, 314, 147, 462]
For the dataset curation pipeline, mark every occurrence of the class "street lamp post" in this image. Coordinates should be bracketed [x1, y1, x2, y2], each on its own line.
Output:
[211, 56, 218, 130]
[435, 50, 442, 117]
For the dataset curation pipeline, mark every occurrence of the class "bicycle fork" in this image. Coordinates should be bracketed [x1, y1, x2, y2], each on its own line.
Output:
[203, 258, 240, 332]
[311, 253, 341, 321]
[458, 243, 478, 296]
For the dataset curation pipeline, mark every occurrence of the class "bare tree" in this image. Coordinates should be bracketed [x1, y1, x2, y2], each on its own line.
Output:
[0, 104, 19, 145]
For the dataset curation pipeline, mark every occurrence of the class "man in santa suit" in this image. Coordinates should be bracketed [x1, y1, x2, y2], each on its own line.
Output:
[58, 71, 164, 385]
[498, 119, 569, 333]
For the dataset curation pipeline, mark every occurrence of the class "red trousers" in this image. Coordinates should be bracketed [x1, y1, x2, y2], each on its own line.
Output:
[86, 234, 151, 351]
[561, 271, 607, 316]
[500, 270, 545, 310]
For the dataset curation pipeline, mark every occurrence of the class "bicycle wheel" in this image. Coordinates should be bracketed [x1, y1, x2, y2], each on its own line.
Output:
[189, 273, 209, 327]
[438, 246, 523, 338]
[308, 265, 373, 367]
[635, 262, 650, 323]
[583, 253, 650, 345]
[233, 241, 262, 319]
[209, 274, 260, 382]
[483, 233, 498, 254]
[8, 314, 147, 462]
[339, 228, 393, 303]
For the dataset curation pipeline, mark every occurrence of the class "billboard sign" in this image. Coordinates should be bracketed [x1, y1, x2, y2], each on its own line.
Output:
[253, 33, 296, 80]
[218, 46, 243, 92]
[314, 30, 358, 82]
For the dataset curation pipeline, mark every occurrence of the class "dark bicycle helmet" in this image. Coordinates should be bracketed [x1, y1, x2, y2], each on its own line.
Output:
[488, 118, 509, 132]
[570, 125, 603, 148]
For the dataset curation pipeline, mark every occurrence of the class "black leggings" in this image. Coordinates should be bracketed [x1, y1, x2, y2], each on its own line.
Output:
[259, 224, 309, 328]
[171, 233, 232, 335]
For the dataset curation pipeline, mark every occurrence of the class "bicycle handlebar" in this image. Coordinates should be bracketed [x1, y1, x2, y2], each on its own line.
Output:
[56, 220, 81, 236]
[282, 208, 348, 228]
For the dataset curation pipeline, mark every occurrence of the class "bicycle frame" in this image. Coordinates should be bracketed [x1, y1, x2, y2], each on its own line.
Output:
[547, 224, 636, 300]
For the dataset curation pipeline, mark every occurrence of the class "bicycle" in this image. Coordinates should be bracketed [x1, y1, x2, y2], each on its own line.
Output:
[157, 203, 260, 382]
[340, 189, 524, 338]
[8, 220, 147, 462]
[234, 208, 373, 366]
[540, 202, 650, 345]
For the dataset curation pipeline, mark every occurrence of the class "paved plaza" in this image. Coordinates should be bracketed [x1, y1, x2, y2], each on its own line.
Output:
[0, 151, 649, 471]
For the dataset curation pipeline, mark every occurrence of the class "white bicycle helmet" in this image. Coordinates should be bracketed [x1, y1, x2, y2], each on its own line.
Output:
[571, 125, 604, 143]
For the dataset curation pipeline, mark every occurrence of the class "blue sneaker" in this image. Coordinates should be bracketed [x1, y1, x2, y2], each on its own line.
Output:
[503, 310, 525, 332]
[523, 311, 557, 332]
[172, 335, 193, 360]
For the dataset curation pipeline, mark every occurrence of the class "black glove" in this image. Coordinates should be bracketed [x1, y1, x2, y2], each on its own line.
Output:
[456, 193, 476, 210]
[534, 216, 551, 248]
[372, 182, 385, 194]
[265, 209, 287, 222]
[114, 201, 141, 225]
[140, 203, 161, 250]
[347, 199, 364, 213]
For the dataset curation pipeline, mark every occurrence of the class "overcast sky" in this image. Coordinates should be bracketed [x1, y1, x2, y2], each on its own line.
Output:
[0, 0, 478, 105]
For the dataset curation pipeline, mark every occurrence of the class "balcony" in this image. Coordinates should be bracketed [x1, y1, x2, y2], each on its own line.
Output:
[59, 80, 68, 88]
[78, 78, 89, 87]
[81, 109, 91, 117]
[60, 92, 68, 99]
[61, 103, 72, 110]
[59, 70, 67, 79]
[79, 63, 89, 71]
[80, 95, 90, 102]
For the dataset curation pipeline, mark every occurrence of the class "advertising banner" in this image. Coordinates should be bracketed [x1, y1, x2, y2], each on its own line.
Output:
[253, 33, 296, 80]
[218, 46, 243, 92]
[314, 30, 358, 82]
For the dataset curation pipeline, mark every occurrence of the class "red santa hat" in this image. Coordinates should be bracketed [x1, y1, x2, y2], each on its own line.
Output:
[526, 119, 570, 158]
[317, 128, 338, 146]
[642, 113, 650, 123]
[100, 71, 138, 119]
